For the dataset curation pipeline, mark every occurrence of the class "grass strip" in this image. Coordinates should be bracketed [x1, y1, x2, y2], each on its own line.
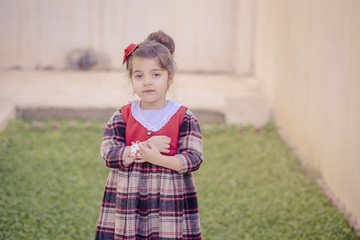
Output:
[0, 120, 358, 239]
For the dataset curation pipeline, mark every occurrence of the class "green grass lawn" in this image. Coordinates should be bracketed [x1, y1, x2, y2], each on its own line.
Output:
[0, 120, 358, 239]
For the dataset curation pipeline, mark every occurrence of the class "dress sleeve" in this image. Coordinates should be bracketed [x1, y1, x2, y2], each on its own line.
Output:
[100, 110, 130, 169]
[175, 109, 203, 173]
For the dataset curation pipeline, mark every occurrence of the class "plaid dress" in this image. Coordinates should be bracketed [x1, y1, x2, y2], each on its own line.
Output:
[95, 105, 203, 240]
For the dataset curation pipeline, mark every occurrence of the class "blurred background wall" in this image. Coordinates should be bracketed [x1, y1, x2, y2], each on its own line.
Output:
[0, 0, 359, 229]
[255, 0, 360, 227]
[0, 0, 254, 74]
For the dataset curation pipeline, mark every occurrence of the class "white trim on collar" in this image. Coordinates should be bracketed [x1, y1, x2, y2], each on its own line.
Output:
[130, 100, 181, 132]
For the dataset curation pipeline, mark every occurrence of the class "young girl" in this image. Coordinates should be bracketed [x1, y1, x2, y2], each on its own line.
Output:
[95, 31, 203, 240]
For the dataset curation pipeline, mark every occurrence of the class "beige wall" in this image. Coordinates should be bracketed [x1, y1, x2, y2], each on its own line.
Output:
[254, 0, 360, 226]
[0, 0, 254, 74]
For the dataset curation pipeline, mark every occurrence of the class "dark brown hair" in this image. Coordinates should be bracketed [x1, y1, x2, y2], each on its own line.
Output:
[125, 31, 176, 78]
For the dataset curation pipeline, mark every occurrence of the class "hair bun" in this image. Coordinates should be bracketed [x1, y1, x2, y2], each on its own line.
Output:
[146, 31, 175, 56]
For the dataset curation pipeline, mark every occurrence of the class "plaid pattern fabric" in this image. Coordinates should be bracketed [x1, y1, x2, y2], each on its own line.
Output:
[96, 109, 203, 240]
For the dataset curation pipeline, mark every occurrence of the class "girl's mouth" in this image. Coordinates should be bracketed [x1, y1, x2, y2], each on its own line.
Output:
[143, 90, 155, 93]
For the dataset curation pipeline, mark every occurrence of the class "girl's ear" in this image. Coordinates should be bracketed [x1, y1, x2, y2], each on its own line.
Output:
[167, 74, 174, 88]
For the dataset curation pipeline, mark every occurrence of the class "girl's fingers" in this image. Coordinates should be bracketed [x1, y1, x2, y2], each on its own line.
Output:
[138, 142, 146, 149]
[141, 141, 153, 149]
[138, 142, 149, 153]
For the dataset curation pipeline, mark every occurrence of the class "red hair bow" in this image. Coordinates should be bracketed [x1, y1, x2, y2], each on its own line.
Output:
[122, 43, 138, 64]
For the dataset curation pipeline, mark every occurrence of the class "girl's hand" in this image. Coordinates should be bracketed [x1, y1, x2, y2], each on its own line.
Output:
[125, 146, 145, 164]
[147, 136, 171, 153]
[125, 149, 136, 165]
[138, 141, 162, 164]
[138, 141, 182, 171]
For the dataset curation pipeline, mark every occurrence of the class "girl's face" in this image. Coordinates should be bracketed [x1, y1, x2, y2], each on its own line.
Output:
[131, 56, 173, 110]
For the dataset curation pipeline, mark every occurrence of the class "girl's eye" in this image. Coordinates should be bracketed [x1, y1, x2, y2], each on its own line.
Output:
[153, 73, 161, 77]
[134, 74, 143, 79]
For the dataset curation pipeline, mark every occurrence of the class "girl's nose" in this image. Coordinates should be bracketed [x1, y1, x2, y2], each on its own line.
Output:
[143, 75, 152, 85]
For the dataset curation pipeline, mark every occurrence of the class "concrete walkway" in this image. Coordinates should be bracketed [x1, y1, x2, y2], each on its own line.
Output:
[0, 70, 269, 130]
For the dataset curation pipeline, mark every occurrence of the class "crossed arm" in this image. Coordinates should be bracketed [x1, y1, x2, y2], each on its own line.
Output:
[125, 136, 182, 172]
[101, 110, 203, 173]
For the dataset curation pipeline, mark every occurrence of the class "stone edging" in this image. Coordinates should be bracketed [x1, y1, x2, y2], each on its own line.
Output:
[0, 105, 225, 132]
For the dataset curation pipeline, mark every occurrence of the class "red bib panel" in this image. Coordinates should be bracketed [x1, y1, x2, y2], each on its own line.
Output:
[121, 104, 187, 156]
